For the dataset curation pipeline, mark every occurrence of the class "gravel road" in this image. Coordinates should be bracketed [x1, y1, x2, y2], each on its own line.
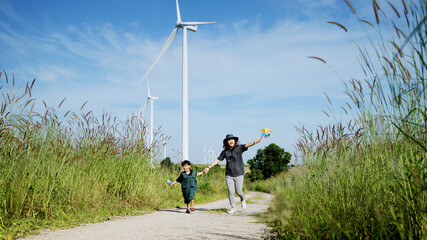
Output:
[21, 191, 273, 240]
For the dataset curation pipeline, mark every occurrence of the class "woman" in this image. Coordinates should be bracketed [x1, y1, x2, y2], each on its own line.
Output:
[204, 134, 262, 214]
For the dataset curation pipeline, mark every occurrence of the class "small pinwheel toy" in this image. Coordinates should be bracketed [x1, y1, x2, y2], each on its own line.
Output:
[167, 179, 174, 186]
[261, 127, 273, 139]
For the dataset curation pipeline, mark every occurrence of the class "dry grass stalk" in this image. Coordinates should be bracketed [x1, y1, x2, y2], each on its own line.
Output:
[327, 21, 348, 32]
[58, 97, 66, 109]
[383, 56, 395, 72]
[402, 0, 408, 14]
[322, 110, 330, 117]
[308, 56, 327, 63]
[323, 92, 332, 105]
[341, 106, 348, 115]
[4, 70, 8, 83]
[392, 22, 407, 39]
[390, 41, 403, 57]
[405, 13, 410, 27]
[80, 100, 88, 110]
[359, 19, 375, 28]
[387, 1, 401, 18]
[344, 0, 356, 14]
[373, 0, 380, 24]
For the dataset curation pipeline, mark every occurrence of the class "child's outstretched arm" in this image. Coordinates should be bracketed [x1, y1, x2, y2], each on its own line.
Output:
[196, 171, 204, 176]
[172, 173, 184, 186]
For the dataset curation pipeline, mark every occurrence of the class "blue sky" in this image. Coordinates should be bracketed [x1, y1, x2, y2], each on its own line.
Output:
[0, 0, 403, 164]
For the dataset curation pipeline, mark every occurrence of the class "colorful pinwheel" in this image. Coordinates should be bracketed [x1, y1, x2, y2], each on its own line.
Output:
[261, 127, 273, 138]
[167, 179, 174, 186]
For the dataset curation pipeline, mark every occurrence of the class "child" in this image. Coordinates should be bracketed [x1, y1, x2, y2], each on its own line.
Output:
[170, 160, 205, 214]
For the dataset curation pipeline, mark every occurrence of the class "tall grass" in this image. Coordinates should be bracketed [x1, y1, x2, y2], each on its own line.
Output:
[0, 73, 227, 239]
[266, 0, 426, 239]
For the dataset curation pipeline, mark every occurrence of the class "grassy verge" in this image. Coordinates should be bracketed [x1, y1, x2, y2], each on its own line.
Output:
[259, 0, 427, 239]
[245, 172, 287, 194]
[261, 140, 426, 239]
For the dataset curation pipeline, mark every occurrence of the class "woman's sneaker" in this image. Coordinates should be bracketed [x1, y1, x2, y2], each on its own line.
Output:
[186, 209, 191, 214]
[228, 208, 236, 214]
[241, 201, 247, 210]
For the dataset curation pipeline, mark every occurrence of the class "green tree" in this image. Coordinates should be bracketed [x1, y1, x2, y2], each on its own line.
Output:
[247, 143, 291, 181]
[160, 157, 174, 169]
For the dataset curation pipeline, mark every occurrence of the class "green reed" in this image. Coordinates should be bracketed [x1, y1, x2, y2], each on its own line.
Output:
[265, 0, 426, 239]
[0, 73, 227, 239]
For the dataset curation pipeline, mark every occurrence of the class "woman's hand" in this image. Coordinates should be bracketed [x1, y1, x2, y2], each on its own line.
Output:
[255, 137, 262, 144]
[203, 168, 210, 174]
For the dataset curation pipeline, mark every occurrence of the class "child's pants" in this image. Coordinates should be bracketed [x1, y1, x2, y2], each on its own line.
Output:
[226, 175, 246, 209]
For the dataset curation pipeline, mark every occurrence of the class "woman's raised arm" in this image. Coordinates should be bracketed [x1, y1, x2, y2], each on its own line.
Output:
[245, 137, 262, 148]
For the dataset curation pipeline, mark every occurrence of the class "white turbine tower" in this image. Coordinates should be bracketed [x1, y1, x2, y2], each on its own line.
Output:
[140, 79, 158, 167]
[203, 144, 206, 164]
[209, 145, 214, 163]
[139, 0, 215, 161]
[162, 138, 167, 160]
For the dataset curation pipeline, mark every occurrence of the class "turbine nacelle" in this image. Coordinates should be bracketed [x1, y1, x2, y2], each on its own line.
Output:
[177, 21, 216, 30]
[187, 25, 197, 32]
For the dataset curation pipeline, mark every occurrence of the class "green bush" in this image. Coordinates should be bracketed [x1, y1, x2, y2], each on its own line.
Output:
[160, 157, 175, 169]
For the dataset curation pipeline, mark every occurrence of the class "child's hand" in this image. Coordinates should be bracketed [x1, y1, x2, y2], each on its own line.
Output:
[203, 168, 209, 173]
[167, 179, 175, 186]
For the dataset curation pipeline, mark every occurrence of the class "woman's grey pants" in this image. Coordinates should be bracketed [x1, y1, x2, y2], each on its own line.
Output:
[226, 175, 246, 209]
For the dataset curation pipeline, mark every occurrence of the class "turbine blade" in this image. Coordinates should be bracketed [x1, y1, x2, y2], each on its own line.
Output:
[147, 79, 151, 97]
[140, 97, 150, 115]
[176, 0, 181, 22]
[139, 27, 178, 85]
[180, 21, 216, 26]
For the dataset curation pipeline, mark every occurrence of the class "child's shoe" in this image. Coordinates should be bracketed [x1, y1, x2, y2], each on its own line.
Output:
[241, 200, 247, 210]
[186, 209, 191, 214]
[227, 208, 236, 214]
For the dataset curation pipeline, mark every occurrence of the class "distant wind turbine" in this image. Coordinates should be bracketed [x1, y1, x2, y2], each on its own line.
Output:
[140, 79, 158, 167]
[139, 0, 215, 161]
[204, 144, 207, 164]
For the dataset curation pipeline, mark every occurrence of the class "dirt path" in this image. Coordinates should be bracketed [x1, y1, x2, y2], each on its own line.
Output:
[21, 192, 273, 240]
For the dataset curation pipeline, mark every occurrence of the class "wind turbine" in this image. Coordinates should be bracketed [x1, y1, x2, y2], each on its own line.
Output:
[204, 144, 207, 164]
[140, 79, 158, 167]
[139, 0, 215, 161]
